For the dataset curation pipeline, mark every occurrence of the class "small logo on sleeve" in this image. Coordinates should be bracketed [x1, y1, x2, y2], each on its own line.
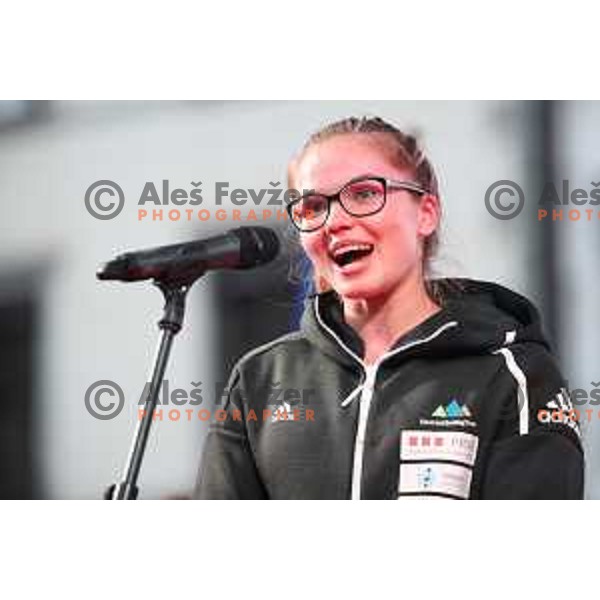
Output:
[270, 400, 306, 422]
[537, 388, 581, 439]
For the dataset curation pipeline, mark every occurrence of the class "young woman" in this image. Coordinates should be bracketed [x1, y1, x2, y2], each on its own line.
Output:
[195, 116, 584, 499]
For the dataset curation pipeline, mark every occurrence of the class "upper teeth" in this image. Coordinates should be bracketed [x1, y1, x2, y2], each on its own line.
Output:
[332, 243, 372, 257]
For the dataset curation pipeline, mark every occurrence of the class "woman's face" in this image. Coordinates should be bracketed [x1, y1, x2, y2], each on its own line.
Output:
[294, 134, 439, 302]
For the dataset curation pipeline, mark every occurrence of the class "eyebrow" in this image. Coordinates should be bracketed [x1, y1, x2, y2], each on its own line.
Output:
[310, 173, 385, 196]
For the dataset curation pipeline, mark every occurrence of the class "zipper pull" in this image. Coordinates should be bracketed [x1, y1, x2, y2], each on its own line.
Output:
[341, 385, 363, 408]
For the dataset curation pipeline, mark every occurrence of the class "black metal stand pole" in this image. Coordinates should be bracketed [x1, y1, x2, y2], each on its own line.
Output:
[105, 280, 193, 499]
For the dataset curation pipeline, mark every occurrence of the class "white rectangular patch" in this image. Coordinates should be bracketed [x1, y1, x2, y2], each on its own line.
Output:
[400, 430, 479, 466]
[399, 462, 473, 499]
[397, 495, 451, 500]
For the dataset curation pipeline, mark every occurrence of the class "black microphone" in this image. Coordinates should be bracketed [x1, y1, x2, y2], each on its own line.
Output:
[97, 226, 280, 283]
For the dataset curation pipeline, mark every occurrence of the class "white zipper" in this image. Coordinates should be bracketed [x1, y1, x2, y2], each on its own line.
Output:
[313, 295, 459, 500]
[351, 364, 378, 500]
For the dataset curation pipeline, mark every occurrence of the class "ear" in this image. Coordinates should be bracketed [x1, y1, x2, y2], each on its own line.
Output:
[417, 193, 440, 237]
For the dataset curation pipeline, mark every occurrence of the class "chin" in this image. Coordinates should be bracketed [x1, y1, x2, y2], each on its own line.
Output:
[333, 280, 390, 302]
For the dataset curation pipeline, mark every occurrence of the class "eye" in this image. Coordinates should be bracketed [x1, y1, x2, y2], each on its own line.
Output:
[299, 195, 328, 219]
[356, 188, 378, 200]
[344, 180, 384, 203]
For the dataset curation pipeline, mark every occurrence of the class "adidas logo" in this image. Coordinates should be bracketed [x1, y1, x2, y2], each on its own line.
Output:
[546, 388, 574, 413]
[271, 401, 297, 422]
[431, 399, 472, 419]
[537, 388, 581, 439]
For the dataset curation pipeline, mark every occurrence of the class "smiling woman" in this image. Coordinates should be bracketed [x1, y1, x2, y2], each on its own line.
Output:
[286, 121, 446, 364]
[195, 116, 585, 500]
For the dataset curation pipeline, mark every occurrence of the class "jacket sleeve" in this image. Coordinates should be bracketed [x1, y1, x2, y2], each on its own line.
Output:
[480, 344, 584, 499]
[193, 368, 268, 499]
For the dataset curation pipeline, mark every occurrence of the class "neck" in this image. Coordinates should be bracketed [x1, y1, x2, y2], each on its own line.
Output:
[343, 274, 441, 365]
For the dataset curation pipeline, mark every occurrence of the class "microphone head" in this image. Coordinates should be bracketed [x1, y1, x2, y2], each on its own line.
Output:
[96, 255, 132, 281]
[232, 226, 280, 269]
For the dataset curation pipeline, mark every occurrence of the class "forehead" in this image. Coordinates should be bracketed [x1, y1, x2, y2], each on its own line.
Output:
[294, 133, 412, 193]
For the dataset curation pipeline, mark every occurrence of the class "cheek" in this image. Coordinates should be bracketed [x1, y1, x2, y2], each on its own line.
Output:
[300, 232, 327, 265]
[375, 210, 422, 260]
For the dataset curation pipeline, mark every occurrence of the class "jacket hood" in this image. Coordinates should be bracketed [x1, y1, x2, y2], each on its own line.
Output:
[300, 278, 551, 367]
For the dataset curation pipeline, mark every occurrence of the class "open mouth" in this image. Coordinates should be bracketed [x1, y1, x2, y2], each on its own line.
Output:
[330, 243, 375, 267]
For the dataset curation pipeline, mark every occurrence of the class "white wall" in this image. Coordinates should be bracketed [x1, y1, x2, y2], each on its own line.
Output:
[0, 100, 534, 498]
[558, 101, 600, 498]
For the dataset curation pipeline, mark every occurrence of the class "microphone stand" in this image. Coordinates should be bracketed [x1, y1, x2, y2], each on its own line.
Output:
[105, 277, 195, 500]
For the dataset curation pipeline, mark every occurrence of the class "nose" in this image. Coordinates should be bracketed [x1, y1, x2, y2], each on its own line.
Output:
[325, 199, 354, 232]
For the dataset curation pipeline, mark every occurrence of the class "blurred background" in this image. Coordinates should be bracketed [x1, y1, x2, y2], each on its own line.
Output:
[0, 100, 597, 499]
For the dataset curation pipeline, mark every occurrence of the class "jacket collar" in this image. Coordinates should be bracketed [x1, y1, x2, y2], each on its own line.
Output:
[300, 278, 549, 367]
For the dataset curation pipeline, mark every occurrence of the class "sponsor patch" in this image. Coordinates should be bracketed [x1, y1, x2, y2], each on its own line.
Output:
[399, 462, 473, 499]
[397, 494, 450, 500]
[400, 430, 479, 466]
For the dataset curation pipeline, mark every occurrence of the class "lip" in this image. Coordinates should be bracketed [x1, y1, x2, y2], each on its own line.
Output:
[330, 247, 373, 276]
[328, 239, 374, 257]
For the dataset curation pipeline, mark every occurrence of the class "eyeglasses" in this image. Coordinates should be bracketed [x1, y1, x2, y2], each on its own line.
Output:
[286, 175, 429, 232]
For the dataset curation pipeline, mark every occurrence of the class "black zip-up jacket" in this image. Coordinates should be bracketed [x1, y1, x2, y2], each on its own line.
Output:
[195, 279, 584, 499]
